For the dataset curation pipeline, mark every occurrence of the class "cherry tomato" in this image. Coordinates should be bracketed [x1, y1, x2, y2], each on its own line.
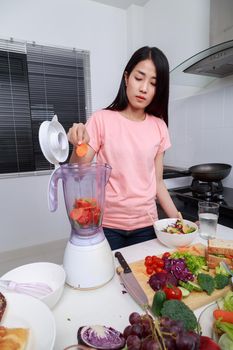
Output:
[152, 255, 160, 264]
[162, 252, 171, 260]
[155, 267, 163, 273]
[156, 259, 165, 268]
[146, 266, 154, 275]
[150, 263, 156, 272]
[163, 285, 182, 300]
[144, 256, 153, 267]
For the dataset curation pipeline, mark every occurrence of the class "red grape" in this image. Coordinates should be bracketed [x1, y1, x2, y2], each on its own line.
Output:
[143, 339, 160, 350]
[123, 325, 132, 339]
[129, 312, 141, 325]
[123, 312, 200, 350]
[141, 338, 151, 350]
[126, 334, 141, 350]
[131, 323, 143, 338]
[141, 319, 152, 337]
[176, 331, 199, 350]
[163, 335, 177, 350]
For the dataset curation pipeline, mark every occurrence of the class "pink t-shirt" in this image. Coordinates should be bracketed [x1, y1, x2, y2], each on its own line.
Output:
[86, 109, 171, 230]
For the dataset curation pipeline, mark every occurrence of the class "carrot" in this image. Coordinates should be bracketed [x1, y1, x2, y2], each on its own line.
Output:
[192, 246, 203, 255]
[213, 309, 233, 323]
[177, 245, 202, 255]
[76, 143, 88, 157]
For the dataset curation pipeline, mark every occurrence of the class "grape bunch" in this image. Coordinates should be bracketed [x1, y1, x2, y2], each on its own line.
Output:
[123, 312, 200, 350]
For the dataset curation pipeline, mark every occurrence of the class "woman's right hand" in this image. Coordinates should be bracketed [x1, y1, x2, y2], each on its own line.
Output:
[67, 123, 90, 146]
[68, 123, 95, 164]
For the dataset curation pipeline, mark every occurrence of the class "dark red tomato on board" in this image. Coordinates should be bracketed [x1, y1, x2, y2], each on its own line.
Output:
[163, 285, 182, 300]
[162, 252, 171, 259]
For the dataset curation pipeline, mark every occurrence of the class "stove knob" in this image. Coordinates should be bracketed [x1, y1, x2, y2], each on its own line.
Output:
[206, 192, 212, 198]
[217, 194, 224, 200]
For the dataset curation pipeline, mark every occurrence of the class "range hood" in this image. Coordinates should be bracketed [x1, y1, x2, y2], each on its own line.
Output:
[170, 40, 233, 87]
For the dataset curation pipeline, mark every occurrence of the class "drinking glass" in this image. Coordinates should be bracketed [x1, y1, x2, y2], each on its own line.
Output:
[198, 201, 219, 240]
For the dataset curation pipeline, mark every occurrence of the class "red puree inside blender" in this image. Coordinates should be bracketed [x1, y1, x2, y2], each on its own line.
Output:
[69, 198, 101, 227]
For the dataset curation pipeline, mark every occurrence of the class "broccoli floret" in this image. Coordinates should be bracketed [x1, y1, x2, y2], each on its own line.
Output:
[214, 274, 230, 289]
[197, 273, 215, 295]
[160, 299, 198, 331]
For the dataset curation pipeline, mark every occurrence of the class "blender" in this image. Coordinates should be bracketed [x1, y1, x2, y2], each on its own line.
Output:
[39, 115, 115, 289]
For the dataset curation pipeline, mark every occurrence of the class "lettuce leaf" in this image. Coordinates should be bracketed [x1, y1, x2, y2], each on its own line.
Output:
[219, 333, 233, 349]
[171, 252, 206, 275]
[224, 291, 233, 311]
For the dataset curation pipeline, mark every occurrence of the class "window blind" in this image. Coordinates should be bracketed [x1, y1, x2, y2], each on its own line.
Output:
[0, 38, 91, 175]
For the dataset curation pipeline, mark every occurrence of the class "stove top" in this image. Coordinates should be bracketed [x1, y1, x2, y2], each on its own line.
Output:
[190, 179, 224, 199]
[169, 186, 233, 211]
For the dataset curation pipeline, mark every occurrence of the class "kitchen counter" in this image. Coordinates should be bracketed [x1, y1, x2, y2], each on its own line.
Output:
[52, 224, 233, 350]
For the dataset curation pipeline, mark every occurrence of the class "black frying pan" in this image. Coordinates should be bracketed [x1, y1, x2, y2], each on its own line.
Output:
[189, 163, 232, 182]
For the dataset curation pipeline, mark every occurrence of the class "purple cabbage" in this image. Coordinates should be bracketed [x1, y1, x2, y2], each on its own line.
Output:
[148, 272, 178, 291]
[78, 325, 125, 349]
[148, 258, 195, 292]
[163, 258, 194, 282]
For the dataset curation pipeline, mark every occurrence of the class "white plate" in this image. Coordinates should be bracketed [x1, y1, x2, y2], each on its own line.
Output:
[198, 302, 219, 342]
[1, 292, 56, 350]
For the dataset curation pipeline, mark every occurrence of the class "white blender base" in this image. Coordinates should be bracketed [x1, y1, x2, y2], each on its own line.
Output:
[63, 238, 115, 289]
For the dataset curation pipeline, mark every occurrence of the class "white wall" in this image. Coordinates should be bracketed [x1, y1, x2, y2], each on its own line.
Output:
[143, 0, 210, 70]
[0, 174, 70, 251]
[0, 0, 216, 253]
[158, 0, 233, 187]
[210, 0, 233, 46]
[165, 79, 233, 187]
[126, 4, 144, 56]
[142, 0, 211, 99]
[0, 0, 128, 112]
[0, 0, 128, 253]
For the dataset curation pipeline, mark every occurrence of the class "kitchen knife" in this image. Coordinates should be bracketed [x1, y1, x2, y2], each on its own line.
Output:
[115, 252, 166, 350]
[115, 251, 151, 312]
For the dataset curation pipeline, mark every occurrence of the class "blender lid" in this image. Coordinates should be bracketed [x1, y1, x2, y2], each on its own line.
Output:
[39, 115, 69, 165]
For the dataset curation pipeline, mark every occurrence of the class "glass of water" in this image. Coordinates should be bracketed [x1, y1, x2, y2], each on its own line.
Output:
[198, 201, 219, 240]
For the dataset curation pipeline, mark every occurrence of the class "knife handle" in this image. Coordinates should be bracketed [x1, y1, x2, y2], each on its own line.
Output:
[115, 252, 132, 273]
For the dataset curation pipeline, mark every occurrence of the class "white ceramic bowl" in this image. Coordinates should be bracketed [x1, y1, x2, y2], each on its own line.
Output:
[154, 218, 198, 248]
[1, 262, 66, 309]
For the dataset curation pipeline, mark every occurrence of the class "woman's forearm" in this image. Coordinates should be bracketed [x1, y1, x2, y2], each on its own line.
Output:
[156, 180, 179, 218]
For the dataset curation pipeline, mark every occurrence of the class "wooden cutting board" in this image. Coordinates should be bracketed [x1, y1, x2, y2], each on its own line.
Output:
[128, 243, 231, 310]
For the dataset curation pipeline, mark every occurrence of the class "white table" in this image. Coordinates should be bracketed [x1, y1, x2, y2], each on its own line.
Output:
[52, 224, 233, 349]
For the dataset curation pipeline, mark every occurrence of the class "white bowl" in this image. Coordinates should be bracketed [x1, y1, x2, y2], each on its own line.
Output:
[1, 262, 66, 309]
[153, 218, 198, 248]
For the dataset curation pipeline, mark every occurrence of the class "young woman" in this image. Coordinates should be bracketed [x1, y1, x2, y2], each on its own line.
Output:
[68, 46, 179, 250]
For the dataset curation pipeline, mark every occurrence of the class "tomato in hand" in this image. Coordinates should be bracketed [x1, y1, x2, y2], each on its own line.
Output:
[163, 285, 182, 300]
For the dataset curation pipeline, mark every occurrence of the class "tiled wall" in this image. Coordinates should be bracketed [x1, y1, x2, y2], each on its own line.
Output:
[165, 82, 233, 187]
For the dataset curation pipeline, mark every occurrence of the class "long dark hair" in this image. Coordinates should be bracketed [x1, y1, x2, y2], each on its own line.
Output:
[106, 46, 169, 125]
